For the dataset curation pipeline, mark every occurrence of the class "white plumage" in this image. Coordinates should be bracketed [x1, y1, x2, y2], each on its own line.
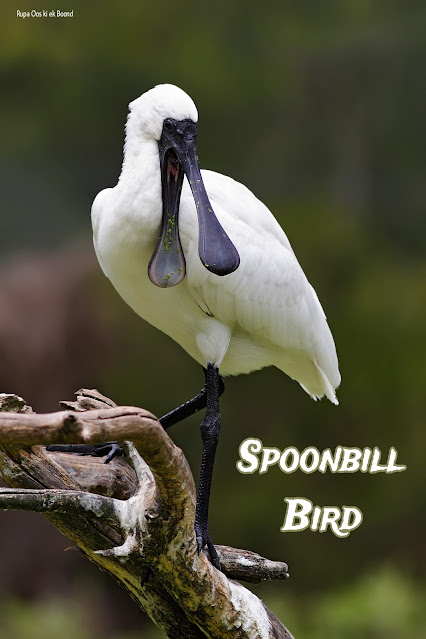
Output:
[92, 84, 340, 404]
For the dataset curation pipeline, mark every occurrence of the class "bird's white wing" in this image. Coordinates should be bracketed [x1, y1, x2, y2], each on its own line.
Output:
[91, 188, 113, 279]
[200, 170, 294, 253]
[181, 170, 340, 400]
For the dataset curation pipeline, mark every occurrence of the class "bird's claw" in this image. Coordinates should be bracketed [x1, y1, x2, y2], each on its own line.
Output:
[90, 442, 126, 464]
[195, 529, 221, 571]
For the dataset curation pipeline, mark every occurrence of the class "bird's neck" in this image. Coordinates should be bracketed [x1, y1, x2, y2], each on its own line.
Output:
[120, 131, 158, 176]
[121, 111, 158, 172]
[117, 137, 162, 238]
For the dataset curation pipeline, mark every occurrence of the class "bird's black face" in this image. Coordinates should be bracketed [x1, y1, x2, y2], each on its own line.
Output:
[148, 118, 240, 288]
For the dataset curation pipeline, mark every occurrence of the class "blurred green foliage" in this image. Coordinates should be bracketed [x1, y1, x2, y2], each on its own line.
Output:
[0, 596, 163, 639]
[1, 0, 425, 636]
[1, 566, 425, 638]
[271, 566, 426, 638]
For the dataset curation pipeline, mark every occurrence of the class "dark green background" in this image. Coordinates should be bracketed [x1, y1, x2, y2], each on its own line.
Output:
[1, 2, 425, 637]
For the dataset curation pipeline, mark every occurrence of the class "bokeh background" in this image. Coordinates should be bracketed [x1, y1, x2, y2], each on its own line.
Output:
[1, 2, 425, 637]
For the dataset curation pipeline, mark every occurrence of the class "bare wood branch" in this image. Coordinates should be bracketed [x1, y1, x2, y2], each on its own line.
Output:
[46, 453, 138, 499]
[215, 546, 289, 584]
[59, 388, 118, 411]
[0, 391, 293, 638]
[0, 487, 117, 519]
[0, 393, 33, 413]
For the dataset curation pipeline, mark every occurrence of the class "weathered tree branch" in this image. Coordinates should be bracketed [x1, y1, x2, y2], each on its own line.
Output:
[0, 488, 117, 518]
[0, 390, 293, 638]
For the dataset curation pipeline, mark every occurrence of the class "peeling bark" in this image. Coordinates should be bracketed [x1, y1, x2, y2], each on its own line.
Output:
[0, 390, 293, 638]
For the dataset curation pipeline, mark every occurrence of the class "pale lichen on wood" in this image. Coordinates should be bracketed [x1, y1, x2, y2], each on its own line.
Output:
[0, 389, 293, 638]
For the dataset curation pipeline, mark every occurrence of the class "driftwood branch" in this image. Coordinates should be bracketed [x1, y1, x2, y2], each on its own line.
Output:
[0, 390, 293, 638]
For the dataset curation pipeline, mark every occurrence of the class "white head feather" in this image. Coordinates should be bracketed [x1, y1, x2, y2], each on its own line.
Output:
[126, 84, 198, 143]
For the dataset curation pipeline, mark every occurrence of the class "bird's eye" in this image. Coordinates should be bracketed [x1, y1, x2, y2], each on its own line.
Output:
[164, 120, 172, 131]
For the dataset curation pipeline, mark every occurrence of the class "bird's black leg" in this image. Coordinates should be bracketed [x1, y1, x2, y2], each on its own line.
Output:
[159, 388, 207, 430]
[46, 369, 225, 463]
[159, 367, 224, 430]
[194, 363, 222, 570]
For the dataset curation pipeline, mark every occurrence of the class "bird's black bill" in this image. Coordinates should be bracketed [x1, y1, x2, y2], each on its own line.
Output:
[181, 138, 240, 276]
[149, 118, 240, 288]
[148, 147, 186, 287]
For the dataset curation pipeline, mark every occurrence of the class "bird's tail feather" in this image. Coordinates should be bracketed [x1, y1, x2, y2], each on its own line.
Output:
[300, 362, 339, 405]
[276, 353, 339, 405]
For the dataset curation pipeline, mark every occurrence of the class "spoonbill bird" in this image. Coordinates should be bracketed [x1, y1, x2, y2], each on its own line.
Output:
[50, 84, 340, 569]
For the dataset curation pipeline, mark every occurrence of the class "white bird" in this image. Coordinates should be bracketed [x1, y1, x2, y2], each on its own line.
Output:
[90, 84, 340, 568]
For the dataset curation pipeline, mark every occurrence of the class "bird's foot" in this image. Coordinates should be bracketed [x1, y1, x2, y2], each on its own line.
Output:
[195, 524, 221, 570]
[88, 442, 125, 464]
[46, 441, 125, 464]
